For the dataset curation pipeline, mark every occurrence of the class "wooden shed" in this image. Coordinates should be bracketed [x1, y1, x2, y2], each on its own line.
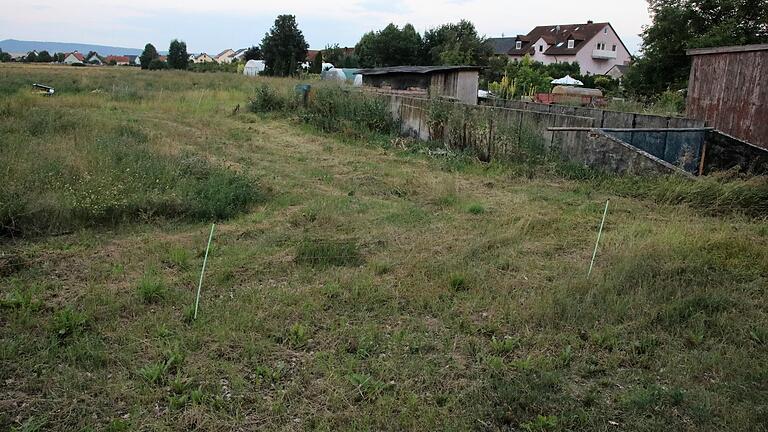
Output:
[357, 66, 481, 105]
[686, 44, 768, 150]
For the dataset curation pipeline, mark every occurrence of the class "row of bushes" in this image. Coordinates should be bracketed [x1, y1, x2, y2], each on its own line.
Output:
[249, 84, 398, 137]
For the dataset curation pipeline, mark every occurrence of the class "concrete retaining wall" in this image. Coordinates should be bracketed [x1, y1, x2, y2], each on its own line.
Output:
[380, 93, 595, 156]
[376, 92, 692, 175]
[482, 99, 705, 129]
[704, 130, 768, 175]
[551, 129, 689, 176]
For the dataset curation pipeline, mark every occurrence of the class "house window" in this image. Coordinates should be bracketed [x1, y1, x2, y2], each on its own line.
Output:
[567, 40, 575, 49]
[612, 45, 617, 51]
[516, 41, 522, 50]
[539, 45, 543, 52]
[604, 28, 608, 34]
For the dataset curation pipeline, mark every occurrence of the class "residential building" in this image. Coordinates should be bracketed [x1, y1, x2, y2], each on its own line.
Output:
[192, 53, 216, 64]
[105, 55, 130, 66]
[488, 21, 632, 75]
[63, 51, 85, 65]
[86, 53, 103, 65]
[215, 48, 236, 64]
[606, 64, 629, 80]
[232, 48, 248, 62]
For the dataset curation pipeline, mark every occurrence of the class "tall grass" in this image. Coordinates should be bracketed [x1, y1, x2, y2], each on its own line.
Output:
[0, 89, 265, 237]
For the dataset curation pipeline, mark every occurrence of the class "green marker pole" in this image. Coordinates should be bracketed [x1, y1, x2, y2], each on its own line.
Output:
[194, 223, 215, 320]
[588, 200, 609, 278]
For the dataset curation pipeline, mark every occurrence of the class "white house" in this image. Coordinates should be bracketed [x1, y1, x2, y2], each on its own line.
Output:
[487, 21, 632, 75]
[232, 48, 248, 62]
[63, 52, 85, 65]
[192, 53, 216, 64]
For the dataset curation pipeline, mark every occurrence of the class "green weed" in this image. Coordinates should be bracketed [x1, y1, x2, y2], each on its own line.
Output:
[136, 273, 167, 303]
[52, 307, 89, 339]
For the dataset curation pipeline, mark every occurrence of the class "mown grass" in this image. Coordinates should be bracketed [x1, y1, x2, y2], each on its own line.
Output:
[1, 64, 767, 431]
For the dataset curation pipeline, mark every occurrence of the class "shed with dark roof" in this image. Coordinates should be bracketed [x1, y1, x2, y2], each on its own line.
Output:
[357, 66, 482, 105]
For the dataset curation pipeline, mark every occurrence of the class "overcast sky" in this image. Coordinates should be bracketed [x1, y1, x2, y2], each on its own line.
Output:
[0, 0, 651, 54]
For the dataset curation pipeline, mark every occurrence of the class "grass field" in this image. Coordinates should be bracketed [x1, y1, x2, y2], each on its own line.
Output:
[1, 64, 767, 431]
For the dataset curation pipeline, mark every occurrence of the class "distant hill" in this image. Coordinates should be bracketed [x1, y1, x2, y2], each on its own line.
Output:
[0, 39, 163, 56]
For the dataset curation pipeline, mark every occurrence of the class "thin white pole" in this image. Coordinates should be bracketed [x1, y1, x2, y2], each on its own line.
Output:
[194, 223, 216, 320]
[588, 200, 609, 278]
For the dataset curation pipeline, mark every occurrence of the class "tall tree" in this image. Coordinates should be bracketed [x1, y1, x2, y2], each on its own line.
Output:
[310, 50, 324, 74]
[354, 23, 422, 67]
[167, 39, 188, 70]
[0, 49, 10, 62]
[24, 52, 37, 62]
[261, 15, 309, 76]
[422, 20, 492, 66]
[243, 46, 262, 61]
[626, 0, 768, 96]
[139, 43, 159, 70]
[37, 50, 53, 63]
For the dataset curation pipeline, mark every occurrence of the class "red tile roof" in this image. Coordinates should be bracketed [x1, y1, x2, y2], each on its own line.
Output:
[67, 52, 85, 61]
[105, 55, 130, 63]
[508, 22, 610, 56]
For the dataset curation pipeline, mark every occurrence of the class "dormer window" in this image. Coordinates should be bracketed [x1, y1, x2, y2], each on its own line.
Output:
[539, 45, 544, 52]
[567, 39, 575, 49]
[516, 41, 522, 50]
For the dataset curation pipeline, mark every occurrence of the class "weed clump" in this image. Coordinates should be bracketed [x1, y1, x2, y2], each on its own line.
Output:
[467, 203, 486, 214]
[137, 272, 167, 303]
[52, 307, 89, 339]
[449, 273, 468, 291]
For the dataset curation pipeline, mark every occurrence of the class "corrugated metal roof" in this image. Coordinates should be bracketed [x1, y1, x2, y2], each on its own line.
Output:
[357, 65, 482, 75]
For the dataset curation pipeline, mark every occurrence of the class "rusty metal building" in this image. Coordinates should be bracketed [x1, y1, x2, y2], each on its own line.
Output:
[357, 66, 481, 105]
[686, 44, 768, 150]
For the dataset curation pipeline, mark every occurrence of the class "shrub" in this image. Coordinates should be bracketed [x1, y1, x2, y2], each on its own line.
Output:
[147, 59, 168, 70]
[300, 86, 397, 135]
[249, 84, 289, 112]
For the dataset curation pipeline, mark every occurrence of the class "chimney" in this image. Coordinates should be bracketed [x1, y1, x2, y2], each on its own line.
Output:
[587, 20, 594, 24]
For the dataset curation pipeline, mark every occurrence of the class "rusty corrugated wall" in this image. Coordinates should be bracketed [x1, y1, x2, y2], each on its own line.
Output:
[686, 45, 768, 150]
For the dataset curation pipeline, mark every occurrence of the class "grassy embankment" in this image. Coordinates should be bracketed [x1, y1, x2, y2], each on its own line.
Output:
[1, 63, 767, 431]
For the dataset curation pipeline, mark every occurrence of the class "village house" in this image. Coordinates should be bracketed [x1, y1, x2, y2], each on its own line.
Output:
[487, 21, 631, 75]
[214, 48, 236, 64]
[192, 53, 216, 64]
[105, 55, 130, 66]
[63, 51, 85, 65]
[232, 48, 248, 62]
[86, 53, 103, 65]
